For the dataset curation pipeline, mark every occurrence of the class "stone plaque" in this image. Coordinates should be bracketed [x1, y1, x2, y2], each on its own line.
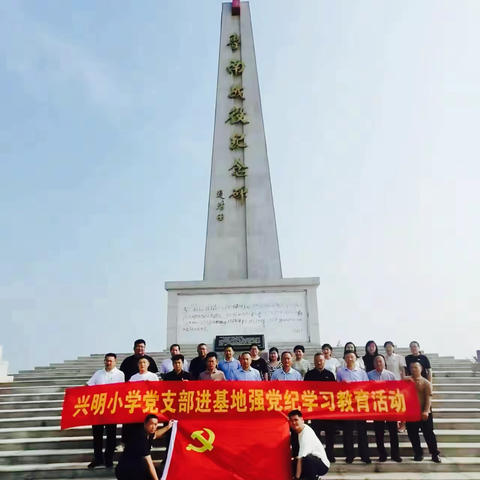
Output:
[214, 334, 265, 352]
[177, 291, 309, 345]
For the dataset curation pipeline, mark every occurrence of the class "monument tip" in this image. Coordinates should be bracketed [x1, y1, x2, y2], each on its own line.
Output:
[232, 0, 240, 16]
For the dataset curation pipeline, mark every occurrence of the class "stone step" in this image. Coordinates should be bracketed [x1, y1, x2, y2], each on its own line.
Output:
[0, 386, 78, 395]
[0, 417, 61, 429]
[1, 432, 479, 452]
[0, 393, 65, 403]
[1, 442, 480, 465]
[1, 457, 480, 479]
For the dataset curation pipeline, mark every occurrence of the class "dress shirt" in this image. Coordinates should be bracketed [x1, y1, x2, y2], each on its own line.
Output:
[336, 366, 369, 382]
[367, 369, 397, 381]
[87, 367, 125, 386]
[218, 358, 241, 380]
[199, 370, 226, 381]
[232, 367, 261, 381]
[271, 368, 303, 381]
[161, 358, 189, 374]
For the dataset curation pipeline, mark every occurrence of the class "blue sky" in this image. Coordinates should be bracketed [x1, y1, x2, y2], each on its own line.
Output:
[1, 0, 479, 373]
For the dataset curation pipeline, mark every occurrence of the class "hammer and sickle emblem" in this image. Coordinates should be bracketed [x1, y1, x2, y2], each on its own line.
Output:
[186, 428, 215, 453]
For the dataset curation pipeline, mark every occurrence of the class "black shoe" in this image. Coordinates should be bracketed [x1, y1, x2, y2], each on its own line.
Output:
[88, 461, 104, 469]
[105, 460, 114, 468]
[391, 455, 403, 463]
[361, 457, 372, 464]
[345, 456, 354, 464]
[432, 455, 441, 463]
[414, 455, 424, 462]
[327, 456, 336, 464]
[378, 454, 387, 462]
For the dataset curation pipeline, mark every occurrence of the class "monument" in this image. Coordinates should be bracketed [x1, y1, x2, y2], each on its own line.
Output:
[165, 1, 320, 347]
[0, 346, 13, 382]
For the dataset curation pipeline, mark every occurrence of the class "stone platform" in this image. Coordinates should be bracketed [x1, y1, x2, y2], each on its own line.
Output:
[0, 344, 479, 480]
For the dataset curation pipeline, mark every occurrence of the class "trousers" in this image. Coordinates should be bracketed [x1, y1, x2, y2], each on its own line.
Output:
[92, 424, 117, 463]
[292, 455, 329, 480]
[406, 412, 439, 457]
[342, 420, 370, 459]
[374, 421, 399, 458]
[311, 419, 336, 460]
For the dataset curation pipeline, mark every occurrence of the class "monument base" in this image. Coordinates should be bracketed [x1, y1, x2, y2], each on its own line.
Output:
[165, 277, 320, 348]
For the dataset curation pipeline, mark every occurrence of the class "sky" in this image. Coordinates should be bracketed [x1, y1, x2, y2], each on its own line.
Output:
[1, 0, 479, 374]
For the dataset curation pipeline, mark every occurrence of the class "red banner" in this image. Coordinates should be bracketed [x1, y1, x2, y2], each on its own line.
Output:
[162, 419, 291, 480]
[61, 380, 420, 429]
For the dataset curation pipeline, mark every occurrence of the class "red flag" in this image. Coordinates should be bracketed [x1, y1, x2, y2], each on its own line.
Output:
[162, 419, 291, 480]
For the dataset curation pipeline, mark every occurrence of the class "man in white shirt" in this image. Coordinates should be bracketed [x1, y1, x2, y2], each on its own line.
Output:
[161, 344, 189, 375]
[322, 343, 341, 378]
[130, 358, 160, 382]
[383, 341, 406, 380]
[87, 353, 125, 469]
[289, 409, 330, 480]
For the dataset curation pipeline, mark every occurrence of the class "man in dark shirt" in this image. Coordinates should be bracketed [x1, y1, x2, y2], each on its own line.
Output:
[115, 414, 173, 480]
[304, 352, 336, 463]
[189, 343, 208, 380]
[119, 339, 159, 446]
[250, 343, 268, 380]
[120, 339, 159, 382]
[405, 341, 432, 382]
[164, 355, 192, 381]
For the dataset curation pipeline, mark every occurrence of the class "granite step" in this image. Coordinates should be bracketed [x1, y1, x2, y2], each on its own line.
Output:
[1, 457, 480, 479]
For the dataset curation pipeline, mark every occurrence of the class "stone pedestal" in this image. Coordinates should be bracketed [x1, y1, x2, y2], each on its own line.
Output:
[166, 277, 320, 348]
[0, 346, 13, 383]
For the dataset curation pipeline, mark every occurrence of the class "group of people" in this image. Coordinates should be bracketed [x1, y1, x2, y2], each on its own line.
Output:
[86, 338, 440, 480]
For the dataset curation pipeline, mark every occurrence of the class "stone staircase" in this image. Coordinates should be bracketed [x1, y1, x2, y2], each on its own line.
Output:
[1, 345, 479, 480]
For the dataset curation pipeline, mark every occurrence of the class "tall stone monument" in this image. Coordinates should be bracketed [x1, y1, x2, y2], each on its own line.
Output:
[165, 1, 320, 347]
[0, 346, 13, 382]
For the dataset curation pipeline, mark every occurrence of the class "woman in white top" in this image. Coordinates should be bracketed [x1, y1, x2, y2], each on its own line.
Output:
[321, 343, 341, 377]
[130, 358, 159, 382]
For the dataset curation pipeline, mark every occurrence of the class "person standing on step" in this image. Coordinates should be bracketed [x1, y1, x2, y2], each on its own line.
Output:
[163, 355, 192, 381]
[292, 345, 311, 378]
[383, 341, 406, 380]
[232, 352, 262, 381]
[250, 343, 269, 380]
[405, 341, 432, 383]
[218, 344, 241, 380]
[130, 358, 160, 382]
[189, 343, 208, 380]
[337, 351, 372, 464]
[120, 339, 158, 382]
[199, 352, 226, 380]
[271, 352, 303, 381]
[322, 343, 341, 378]
[368, 355, 402, 463]
[289, 410, 330, 480]
[87, 353, 125, 469]
[304, 353, 336, 464]
[115, 415, 173, 480]
[161, 344, 189, 375]
[406, 361, 441, 463]
[362, 340, 379, 373]
[340, 342, 365, 370]
[266, 347, 282, 380]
